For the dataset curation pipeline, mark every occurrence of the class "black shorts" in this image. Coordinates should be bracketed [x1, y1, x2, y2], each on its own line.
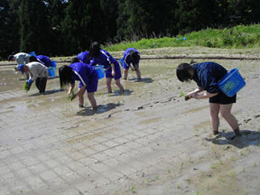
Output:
[209, 92, 236, 104]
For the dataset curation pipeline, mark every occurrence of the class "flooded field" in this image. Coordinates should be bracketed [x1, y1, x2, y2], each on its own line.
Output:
[0, 47, 260, 195]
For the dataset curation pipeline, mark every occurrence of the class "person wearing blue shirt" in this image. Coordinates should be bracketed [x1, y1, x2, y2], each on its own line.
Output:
[88, 42, 124, 93]
[36, 55, 53, 67]
[176, 61, 241, 138]
[120, 48, 141, 81]
[59, 58, 98, 110]
[77, 51, 91, 64]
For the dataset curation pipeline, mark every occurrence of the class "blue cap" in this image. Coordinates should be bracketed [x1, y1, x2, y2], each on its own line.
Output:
[17, 64, 24, 74]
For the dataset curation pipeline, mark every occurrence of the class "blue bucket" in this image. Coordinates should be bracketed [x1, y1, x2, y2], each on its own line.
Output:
[29, 51, 36, 57]
[118, 58, 124, 67]
[218, 68, 246, 97]
[48, 67, 56, 77]
[51, 61, 56, 68]
[95, 65, 104, 79]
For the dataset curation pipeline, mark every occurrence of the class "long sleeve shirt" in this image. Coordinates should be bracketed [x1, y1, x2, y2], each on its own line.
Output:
[26, 62, 48, 81]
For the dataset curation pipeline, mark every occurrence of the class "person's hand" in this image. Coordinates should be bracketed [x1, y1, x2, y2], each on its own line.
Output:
[184, 95, 191, 101]
[27, 79, 33, 85]
[67, 91, 76, 101]
[23, 82, 31, 92]
[191, 93, 199, 99]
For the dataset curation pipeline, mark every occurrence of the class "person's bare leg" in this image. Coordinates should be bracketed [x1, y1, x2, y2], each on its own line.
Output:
[106, 78, 112, 93]
[220, 104, 241, 136]
[135, 69, 141, 81]
[77, 88, 85, 107]
[123, 69, 128, 80]
[87, 92, 97, 109]
[209, 103, 220, 135]
[115, 78, 124, 92]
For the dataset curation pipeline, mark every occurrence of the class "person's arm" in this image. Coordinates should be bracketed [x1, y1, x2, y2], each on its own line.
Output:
[74, 86, 86, 97]
[185, 87, 204, 101]
[67, 82, 75, 95]
[192, 91, 218, 99]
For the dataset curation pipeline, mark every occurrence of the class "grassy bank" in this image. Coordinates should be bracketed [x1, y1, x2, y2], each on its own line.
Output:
[105, 24, 260, 51]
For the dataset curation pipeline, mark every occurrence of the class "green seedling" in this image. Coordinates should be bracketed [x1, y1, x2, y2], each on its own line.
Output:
[211, 164, 216, 170]
[23, 82, 30, 92]
[131, 186, 136, 193]
[168, 169, 171, 174]
[180, 162, 184, 169]
[180, 91, 186, 97]
[67, 91, 75, 101]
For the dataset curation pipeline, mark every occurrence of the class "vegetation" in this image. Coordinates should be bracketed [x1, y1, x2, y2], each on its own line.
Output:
[0, 0, 259, 60]
[105, 24, 260, 51]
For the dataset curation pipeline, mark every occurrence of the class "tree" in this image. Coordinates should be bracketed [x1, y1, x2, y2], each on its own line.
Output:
[19, 0, 51, 54]
[61, 0, 106, 55]
[0, 0, 20, 60]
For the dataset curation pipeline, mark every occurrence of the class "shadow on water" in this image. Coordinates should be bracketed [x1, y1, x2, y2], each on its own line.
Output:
[205, 130, 260, 149]
[29, 89, 61, 96]
[128, 77, 154, 83]
[77, 102, 123, 116]
[109, 89, 133, 97]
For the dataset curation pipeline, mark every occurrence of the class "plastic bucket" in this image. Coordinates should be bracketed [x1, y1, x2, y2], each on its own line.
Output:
[218, 68, 246, 97]
[48, 67, 56, 77]
[29, 51, 36, 57]
[118, 58, 124, 67]
[51, 61, 56, 68]
[95, 65, 104, 79]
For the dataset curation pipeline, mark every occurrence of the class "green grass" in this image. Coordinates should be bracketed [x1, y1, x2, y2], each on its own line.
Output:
[104, 24, 260, 51]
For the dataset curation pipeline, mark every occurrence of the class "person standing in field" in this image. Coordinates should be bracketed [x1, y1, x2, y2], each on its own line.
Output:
[59, 58, 98, 110]
[88, 42, 124, 93]
[120, 48, 141, 81]
[176, 61, 241, 138]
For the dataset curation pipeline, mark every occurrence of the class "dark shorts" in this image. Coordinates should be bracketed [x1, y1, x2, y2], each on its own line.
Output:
[105, 61, 122, 80]
[209, 92, 236, 104]
[78, 71, 98, 93]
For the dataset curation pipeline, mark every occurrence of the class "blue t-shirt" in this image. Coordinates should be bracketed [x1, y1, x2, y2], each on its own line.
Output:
[36, 55, 52, 67]
[77, 51, 91, 64]
[69, 62, 95, 86]
[123, 48, 140, 69]
[88, 49, 117, 69]
[193, 62, 227, 93]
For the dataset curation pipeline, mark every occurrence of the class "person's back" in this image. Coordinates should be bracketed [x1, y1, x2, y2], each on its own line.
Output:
[36, 55, 52, 67]
[69, 62, 95, 81]
[12, 52, 31, 64]
[77, 52, 91, 64]
[27, 62, 48, 80]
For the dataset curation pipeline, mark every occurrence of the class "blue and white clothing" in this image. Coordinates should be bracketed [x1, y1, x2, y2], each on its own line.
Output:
[36, 55, 52, 67]
[122, 48, 140, 70]
[88, 49, 122, 80]
[69, 62, 98, 92]
[77, 51, 91, 64]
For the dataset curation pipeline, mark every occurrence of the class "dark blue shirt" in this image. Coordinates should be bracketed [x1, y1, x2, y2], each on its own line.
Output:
[36, 55, 52, 67]
[77, 51, 91, 64]
[193, 62, 227, 93]
[123, 48, 140, 69]
[69, 62, 95, 86]
[88, 49, 117, 70]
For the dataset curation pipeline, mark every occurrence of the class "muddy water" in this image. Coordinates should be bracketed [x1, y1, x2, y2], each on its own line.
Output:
[0, 58, 256, 116]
